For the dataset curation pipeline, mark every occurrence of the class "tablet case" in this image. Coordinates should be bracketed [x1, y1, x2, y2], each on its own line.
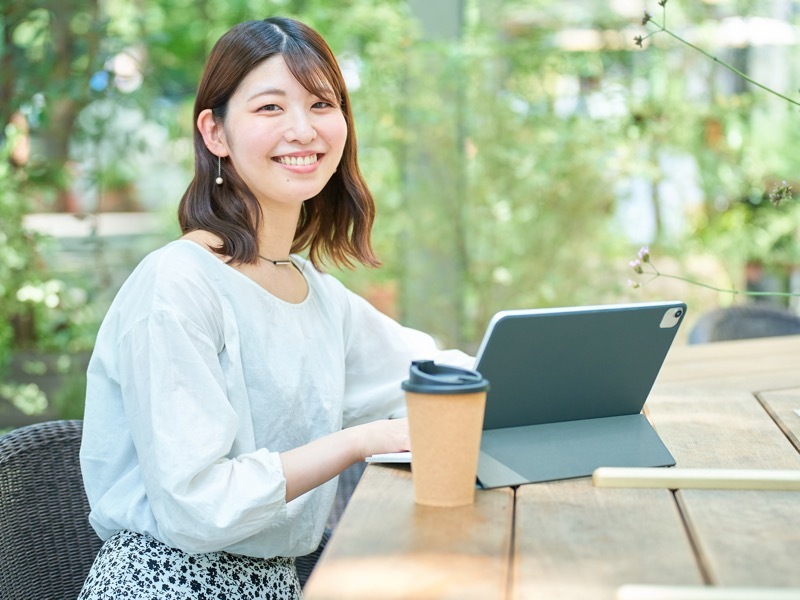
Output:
[475, 301, 684, 488]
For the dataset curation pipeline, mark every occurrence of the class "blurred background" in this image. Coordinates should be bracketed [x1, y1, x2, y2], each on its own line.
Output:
[2, 0, 800, 429]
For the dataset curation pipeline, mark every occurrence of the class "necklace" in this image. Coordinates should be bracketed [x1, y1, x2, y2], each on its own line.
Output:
[259, 255, 292, 266]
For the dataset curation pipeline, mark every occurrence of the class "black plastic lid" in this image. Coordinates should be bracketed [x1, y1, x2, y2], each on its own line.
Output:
[401, 360, 490, 395]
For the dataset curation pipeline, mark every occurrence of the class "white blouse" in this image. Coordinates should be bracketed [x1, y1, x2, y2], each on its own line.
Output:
[80, 240, 472, 558]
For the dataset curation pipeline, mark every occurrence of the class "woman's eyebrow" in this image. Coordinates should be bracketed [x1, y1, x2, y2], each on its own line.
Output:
[246, 85, 336, 103]
[246, 88, 286, 102]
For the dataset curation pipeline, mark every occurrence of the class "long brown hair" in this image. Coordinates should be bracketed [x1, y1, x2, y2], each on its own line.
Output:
[178, 17, 379, 270]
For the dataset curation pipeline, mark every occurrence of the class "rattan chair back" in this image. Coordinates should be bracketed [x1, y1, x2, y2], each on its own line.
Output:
[0, 420, 102, 600]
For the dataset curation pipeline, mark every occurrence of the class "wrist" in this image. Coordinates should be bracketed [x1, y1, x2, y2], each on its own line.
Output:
[341, 425, 367, 464]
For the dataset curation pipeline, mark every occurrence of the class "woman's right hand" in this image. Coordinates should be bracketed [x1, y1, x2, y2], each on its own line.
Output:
[350, 418, 410, 461]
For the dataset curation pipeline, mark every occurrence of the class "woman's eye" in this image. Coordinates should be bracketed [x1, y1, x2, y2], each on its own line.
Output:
[259, 104, 281, 112]
[312, 101, 335, 109]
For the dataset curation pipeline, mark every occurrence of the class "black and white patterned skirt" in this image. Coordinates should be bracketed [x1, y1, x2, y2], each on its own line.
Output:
[78, 530, 302, 600]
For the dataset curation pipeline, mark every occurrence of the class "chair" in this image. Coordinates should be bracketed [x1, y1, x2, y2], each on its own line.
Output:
[0, 419, 102, 600]
[688, 304, 800, 344]
[0, 419, 364, 594]
[295, 461, 366, 588]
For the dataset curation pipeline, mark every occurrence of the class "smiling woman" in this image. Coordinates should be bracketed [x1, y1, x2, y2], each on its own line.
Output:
[178, 18, 374, 271]
[76, 15, 473, 600]
[196, 54, 347, 217]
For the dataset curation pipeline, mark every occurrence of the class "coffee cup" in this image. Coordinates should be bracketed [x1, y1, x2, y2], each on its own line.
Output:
[402, 360, 490, 507]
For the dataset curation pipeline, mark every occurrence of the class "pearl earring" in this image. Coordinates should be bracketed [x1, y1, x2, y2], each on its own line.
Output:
[215, 156, 223, 185]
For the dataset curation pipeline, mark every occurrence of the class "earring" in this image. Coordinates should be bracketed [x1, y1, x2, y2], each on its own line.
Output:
[215, 156, 223, 185]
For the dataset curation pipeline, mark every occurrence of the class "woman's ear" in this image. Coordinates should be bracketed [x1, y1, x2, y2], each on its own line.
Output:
[197, 109, 229, 157]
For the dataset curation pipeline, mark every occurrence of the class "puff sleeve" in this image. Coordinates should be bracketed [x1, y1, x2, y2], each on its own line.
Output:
[339, 287, 474, 427]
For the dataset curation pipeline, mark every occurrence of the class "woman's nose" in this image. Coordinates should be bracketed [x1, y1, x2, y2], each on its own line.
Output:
[284, 110, 317, 144]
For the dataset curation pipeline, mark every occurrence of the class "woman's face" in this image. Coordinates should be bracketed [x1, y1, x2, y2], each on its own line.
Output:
[219, 54, 347, 209]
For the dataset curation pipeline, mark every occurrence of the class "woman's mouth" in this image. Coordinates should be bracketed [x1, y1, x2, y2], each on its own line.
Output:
[275, 154, 319, 166]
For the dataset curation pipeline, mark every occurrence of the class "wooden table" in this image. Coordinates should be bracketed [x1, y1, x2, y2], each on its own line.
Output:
[304, 335, 800, 599]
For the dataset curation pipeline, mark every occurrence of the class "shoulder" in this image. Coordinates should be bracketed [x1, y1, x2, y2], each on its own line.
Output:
[134, 239, 221, 284]
[110, 240, 230, 319]
[96, 240, 231, 348]
[179, 230, 227, 258]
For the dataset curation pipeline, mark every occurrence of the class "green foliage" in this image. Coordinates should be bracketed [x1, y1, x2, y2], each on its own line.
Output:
[0, 133, 97, 356]
[698, 196, 800, 271]
[3, 0, 800, 388]
[0, 129, 97, 419]
[1, 1, 107, 179]
[0, 382, 47, 417]
[459, 42, 626, 336]
[0, 127, 39, 367]
[632, 0, 800, 292]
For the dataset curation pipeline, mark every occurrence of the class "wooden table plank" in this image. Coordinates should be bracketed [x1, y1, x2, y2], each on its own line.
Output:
[664, 336, 800, 367]
[658, 336, 800, 387]
[646, 386, 800, 470]
[676, 489, 800, 586]
[513, 479, 703, 600]
[644, 345, 800, 589]
[303, 463, 514, 600]
[758, 388, 800, 454]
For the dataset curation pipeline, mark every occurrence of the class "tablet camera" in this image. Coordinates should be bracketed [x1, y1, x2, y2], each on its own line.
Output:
[659, 306, 685, 328]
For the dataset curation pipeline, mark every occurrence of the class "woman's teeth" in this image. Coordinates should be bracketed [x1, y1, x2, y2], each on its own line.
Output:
[277, 154, 318, 166]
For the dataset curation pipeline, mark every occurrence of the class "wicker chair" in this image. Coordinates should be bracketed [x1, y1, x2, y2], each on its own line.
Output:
[295, 461, 366, 588]
[0, 419, 364, 594]
[688, 304, 800, 344]
[0, 419, 102, 600]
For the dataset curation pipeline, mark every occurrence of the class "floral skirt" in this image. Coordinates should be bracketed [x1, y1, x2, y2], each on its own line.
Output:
[77, 530, 301, 600]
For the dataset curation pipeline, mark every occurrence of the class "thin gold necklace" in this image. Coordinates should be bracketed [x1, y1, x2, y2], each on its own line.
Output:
[259, 255, 292, 266]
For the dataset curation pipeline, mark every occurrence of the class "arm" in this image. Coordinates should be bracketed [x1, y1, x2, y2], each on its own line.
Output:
[340, 289, 475, 427]
[118, 309, 290, 552]
[279, 417, 409, 502]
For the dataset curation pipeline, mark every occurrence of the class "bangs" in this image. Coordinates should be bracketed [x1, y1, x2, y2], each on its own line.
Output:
[281, 39, 345, 107]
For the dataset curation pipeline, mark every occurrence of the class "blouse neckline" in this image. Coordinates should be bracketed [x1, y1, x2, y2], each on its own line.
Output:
[171, 239, 313, 308]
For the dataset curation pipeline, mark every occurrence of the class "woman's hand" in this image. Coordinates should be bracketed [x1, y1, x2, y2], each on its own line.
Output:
[350, 418, 410, 461]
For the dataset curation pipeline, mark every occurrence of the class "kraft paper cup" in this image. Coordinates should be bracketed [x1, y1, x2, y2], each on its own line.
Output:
[402, 361, 490, 508]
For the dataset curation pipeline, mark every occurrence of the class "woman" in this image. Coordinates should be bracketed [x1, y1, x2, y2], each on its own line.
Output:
[79, 16, 469, 599]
